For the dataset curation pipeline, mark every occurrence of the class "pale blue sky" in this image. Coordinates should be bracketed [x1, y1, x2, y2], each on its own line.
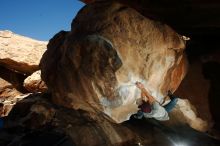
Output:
[0, 0, 85, 41]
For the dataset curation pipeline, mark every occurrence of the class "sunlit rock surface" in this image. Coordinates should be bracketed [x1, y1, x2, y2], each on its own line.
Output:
[24, 70, 47, 93]
[40, 1, 187, 123]
[0, 30, 47, 74]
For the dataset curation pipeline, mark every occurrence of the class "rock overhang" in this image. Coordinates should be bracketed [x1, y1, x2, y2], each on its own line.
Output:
[40, 1, 190, 125]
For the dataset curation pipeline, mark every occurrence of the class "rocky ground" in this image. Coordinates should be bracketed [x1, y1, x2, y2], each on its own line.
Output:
[0, 93, 220, 146]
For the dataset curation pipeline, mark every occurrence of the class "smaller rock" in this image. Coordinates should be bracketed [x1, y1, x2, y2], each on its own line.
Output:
[177, 99, 209, 132]
[165, 98, 209, 132]
[24, 70, 47, 93]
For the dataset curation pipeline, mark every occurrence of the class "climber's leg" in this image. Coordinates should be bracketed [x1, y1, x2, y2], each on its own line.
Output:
[163, 97, 178, 112]
[134, 110, 144, 119]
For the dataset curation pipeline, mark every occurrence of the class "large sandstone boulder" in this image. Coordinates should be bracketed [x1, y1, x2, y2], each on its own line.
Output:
[40, 1, 187, 123]
[0, 30, 47, 74]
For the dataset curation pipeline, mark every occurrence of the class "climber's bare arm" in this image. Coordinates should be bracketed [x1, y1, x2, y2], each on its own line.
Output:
[135, 82, 156, 104]
[141, 88, 155, 104]
[141, 92, 146, 101]
[141, 91, 148, 102]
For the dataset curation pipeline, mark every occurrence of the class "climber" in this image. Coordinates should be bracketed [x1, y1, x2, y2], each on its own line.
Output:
[133, 82, 178, 121]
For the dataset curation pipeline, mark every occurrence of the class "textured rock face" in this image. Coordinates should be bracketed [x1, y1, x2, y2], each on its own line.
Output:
[0, 65, 27, 117]
[0, 77, 21, 116]
[40, 1, 187, 123]
[24, 70, 47, 93]
[0, 30, 47, 74]
[165, 98, 209, 132]
[5, 95, 137, 146]
[0, 78, 21, 100]
[0, 31, 47, 116]
[2, 94, 220, 146]
[0, 77, 30, 117]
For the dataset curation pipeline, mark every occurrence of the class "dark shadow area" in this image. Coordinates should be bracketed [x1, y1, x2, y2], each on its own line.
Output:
[0, 125, 76, 146]
[0, 66, 28, 93]
[202, 61, 220, 130]
[9, 129, 75, 146]
[181, 28, 220, 64]
[124, 117, 220, 146]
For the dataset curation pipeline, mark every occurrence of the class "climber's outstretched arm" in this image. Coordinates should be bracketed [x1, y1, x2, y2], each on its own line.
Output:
[135, 82, 155, 104]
